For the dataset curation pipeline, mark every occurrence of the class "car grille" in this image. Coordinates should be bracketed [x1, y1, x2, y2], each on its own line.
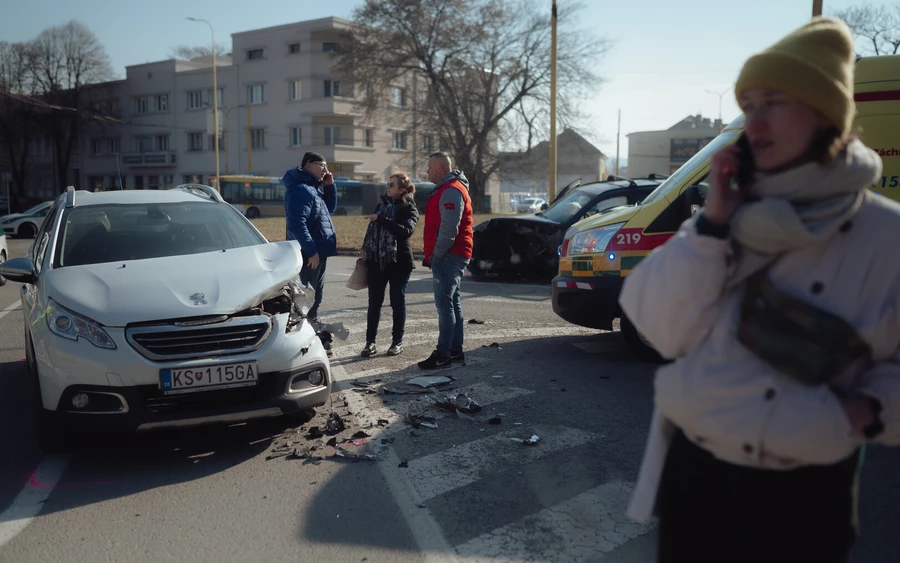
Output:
[126, 315, 272, 360]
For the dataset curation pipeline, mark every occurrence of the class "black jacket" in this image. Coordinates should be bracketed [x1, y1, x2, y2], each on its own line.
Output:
[374, 195, 419, 269]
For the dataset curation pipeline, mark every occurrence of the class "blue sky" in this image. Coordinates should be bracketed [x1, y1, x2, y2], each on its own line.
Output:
[1, 0, 892, 159]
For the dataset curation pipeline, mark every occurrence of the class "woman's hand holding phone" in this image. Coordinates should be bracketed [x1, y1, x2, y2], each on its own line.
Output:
[704, 144, 745, 225]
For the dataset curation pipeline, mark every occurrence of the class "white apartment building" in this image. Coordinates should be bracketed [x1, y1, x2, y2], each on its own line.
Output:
[76, 17, 453, 194]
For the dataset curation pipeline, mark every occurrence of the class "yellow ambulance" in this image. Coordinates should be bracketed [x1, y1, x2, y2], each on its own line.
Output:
[552, 54, 900, 360]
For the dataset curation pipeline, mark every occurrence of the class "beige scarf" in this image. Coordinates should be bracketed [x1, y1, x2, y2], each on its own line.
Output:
[727, 140, 882, 288]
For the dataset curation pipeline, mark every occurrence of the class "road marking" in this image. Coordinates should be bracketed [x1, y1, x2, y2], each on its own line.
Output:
[0, 299, 21, 322]
[455, 480, 655, 562]
[0, 455, 72, 548]
[337, 362, 460, 563]
[406, 426, 598, 503]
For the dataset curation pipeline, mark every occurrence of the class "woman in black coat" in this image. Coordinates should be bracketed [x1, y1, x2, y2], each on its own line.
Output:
[360, 172, 419, 356]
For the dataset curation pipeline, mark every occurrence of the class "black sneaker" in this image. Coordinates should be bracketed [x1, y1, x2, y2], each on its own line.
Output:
[386, 341, 403, 356]
[417, 351, 451, 370]
[450, 350, 465, 363]
[360, 342, 377, 357]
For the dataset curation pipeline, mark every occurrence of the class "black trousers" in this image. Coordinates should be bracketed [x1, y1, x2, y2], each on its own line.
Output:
[365, 261, 412, 344]
[658, 429, 859, 563]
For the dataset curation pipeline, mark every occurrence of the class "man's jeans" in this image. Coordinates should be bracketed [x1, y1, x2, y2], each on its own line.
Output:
[300, 256, 328, 319]
[431, 253, 468, 356]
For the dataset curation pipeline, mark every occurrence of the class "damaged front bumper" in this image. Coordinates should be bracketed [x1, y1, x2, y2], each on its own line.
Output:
[551, 274, 623, 330]
[469, 219, 563, 280]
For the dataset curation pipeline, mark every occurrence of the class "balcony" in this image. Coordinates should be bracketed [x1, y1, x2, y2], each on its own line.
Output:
[120, 152, 177, 167]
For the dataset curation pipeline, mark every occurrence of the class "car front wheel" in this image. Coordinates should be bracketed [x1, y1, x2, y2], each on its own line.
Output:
[18, 222, 37, 238]
[620, 313, 666, 363]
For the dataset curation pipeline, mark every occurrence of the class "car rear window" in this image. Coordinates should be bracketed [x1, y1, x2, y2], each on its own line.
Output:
[57, 202, 265, 267]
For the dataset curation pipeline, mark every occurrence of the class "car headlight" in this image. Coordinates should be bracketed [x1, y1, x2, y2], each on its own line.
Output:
[569, 222, 625, 256]
[0, 219, 13, 225]
[47, 299, 116, 349]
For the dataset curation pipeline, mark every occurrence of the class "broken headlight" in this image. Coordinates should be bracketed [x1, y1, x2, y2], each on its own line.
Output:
[569, 222, 625, 256]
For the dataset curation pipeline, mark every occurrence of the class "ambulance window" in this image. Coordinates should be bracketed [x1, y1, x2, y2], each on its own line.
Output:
[640, 128, 741, 206]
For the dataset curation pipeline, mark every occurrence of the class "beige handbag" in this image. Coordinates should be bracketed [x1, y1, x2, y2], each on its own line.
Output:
[346, 258, 368, 290]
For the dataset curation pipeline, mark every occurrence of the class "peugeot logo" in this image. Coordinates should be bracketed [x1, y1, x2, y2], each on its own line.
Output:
[189, 292, 208, 306]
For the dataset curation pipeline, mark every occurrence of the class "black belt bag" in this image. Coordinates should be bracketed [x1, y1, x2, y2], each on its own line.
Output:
[737, 272, 871, 387]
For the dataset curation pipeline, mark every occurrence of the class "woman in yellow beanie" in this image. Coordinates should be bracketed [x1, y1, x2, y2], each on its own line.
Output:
[619, 17, 900, 563]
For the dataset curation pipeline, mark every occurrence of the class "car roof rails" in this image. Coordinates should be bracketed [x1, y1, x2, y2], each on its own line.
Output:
[647, 173, 670, 180]
[65, 185, 76, 208]
[173, 183, 225, 204]
[606, 174, 637, 188]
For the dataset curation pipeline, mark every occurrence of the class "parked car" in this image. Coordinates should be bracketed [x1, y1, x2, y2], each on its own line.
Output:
[0, 200, 54, 238]
[0, 185, 331, 450]
[0, 231, 7, 286]
[468, 178, 662, 281]
[516, 197, 547, 214]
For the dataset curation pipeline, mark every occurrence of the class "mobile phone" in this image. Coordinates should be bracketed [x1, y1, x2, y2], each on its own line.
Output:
[734, 133, 755, 190]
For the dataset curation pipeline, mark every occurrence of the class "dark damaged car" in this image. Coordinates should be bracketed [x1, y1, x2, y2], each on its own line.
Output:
[468, 177, 662, 280]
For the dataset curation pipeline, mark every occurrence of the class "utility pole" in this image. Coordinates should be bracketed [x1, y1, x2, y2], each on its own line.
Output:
[615, 109, 621, 177]
[548, 0, 558, 202]
[813, 0, 823, 17]
[247, 105, 253, 173]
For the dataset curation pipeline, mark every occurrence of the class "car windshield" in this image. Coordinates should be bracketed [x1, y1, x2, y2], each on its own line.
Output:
[56, 202, 265, 267]
[640, 127, 742, 207]
[540, 187, 605, 223]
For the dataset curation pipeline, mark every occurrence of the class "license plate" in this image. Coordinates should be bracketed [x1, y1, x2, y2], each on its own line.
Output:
[160, 362, 258, 394]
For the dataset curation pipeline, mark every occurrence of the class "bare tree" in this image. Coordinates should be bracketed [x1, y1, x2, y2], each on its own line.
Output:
[0, 41, 37, 198]
[28, 20, 112, 191]
[332, 0, 610, 211]
[834, 2, 900, 55]
[169, 43, 231, 61]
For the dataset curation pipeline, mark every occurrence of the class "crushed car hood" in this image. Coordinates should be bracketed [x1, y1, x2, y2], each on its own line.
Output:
[571, 204, 640, 233]
[46, 241, 304, 327]
[485, 214, 561, 227]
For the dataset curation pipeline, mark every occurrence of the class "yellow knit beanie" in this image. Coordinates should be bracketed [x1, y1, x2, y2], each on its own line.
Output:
[735, 17, 856, 137]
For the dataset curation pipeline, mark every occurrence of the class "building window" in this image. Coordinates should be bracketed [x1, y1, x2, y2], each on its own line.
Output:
[208, 134, 224, 151]
[247, 48, 264, 60]
[90, 139, 103, 155]
[324, 80, 342, 98]
[251, 128, 266, 149]
[289, 43, 301, 54]
[248, 84, 264, 105]
[391, 87, 406, 108]
[187, 133, 204, 152]
[155, 134, 170, 151]
[422, 135, 434, 153]
[155, 95, 168, 112]
[88, 176, 104, 191]
[134, 97, 148, 114]
[109, 99, 120, 116]
[135, 136, 152, 153]
[108, 137, 120, 154]
[324, 126, 341, 146]
[290, 80, 302, 101]
[392, 131, 408, 150]
[208, 87, 225, 108]
[32, 137, 50, 156]
[290, 127, 302, 147]
[147, 175, 160, 190]
[187, 90, 203, 110]
[363, 129, 373, 148]
[322, 42, 340, 52]
[183, 174, 203, 184]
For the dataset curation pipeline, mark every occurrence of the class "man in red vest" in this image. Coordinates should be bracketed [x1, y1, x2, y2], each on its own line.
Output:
[418, 152, 474, 369]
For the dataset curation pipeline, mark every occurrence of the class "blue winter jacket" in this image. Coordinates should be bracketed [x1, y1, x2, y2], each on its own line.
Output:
[283, 167, 338, 258]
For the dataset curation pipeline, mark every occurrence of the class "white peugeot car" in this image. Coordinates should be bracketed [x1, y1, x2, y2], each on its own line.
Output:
[0, 200, 54, 238]
[0, 185, 330, 449]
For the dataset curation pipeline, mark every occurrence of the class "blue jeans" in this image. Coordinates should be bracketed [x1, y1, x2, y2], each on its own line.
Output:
[431, 253, 468, 356]
[300, 256, 327, 319]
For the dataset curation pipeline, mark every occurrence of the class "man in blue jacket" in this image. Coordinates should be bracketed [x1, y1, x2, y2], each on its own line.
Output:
[283, 152, 338, 322]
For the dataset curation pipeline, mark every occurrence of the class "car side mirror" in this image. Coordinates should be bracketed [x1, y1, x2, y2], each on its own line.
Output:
[540, 203, 549, 211]
[685, 184, 707, 216]
[0, 257, 36, 284]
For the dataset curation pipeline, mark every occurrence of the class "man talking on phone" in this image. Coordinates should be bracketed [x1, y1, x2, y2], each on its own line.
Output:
[283, 152, 338, 323]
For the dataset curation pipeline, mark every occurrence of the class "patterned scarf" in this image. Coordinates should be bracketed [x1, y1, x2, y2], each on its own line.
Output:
[362, 198, 398, 270]
[727, 139, 882, 289]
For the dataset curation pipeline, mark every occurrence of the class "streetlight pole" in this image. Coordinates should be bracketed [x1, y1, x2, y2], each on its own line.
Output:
[813, 0, 823, 17]
[548, 0, 558, 203]
[705, 86, 732, 133]
[187, 17, 220, 187]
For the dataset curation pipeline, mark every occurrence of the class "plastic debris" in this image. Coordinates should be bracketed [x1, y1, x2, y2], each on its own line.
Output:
[305, 426, 325, 440]
[377, 419, 390, 427]
[457, 410, 478, 421]
[318, 321, 350, 341]
[351, 430, 370, 439]
[510, 435, 540, 446]
[398, 461, 409, 468]
[482, 342, 503, 351]
[430, 393, 482, 415]
[488, 417, 502, 425]
[405, 413, 439, 429]
[326, 412, 346, 433]
[406, 375, 453, 389]
[334, 444, 387, 461]
[468, 319, 486, 325]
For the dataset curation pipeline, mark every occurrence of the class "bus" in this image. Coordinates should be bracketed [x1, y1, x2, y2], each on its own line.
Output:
[211, 174, 436, 218]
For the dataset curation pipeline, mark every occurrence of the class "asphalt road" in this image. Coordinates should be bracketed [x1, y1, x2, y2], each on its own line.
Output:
[0, 240, 898, 562]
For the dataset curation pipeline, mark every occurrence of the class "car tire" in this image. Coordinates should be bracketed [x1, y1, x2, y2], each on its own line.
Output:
[0, 250, 6, 286]
[26, 330, 65, 453]
[620, 313, 667, 364]
[246, 207, 261, 219]
[18, 222, 36, 239]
